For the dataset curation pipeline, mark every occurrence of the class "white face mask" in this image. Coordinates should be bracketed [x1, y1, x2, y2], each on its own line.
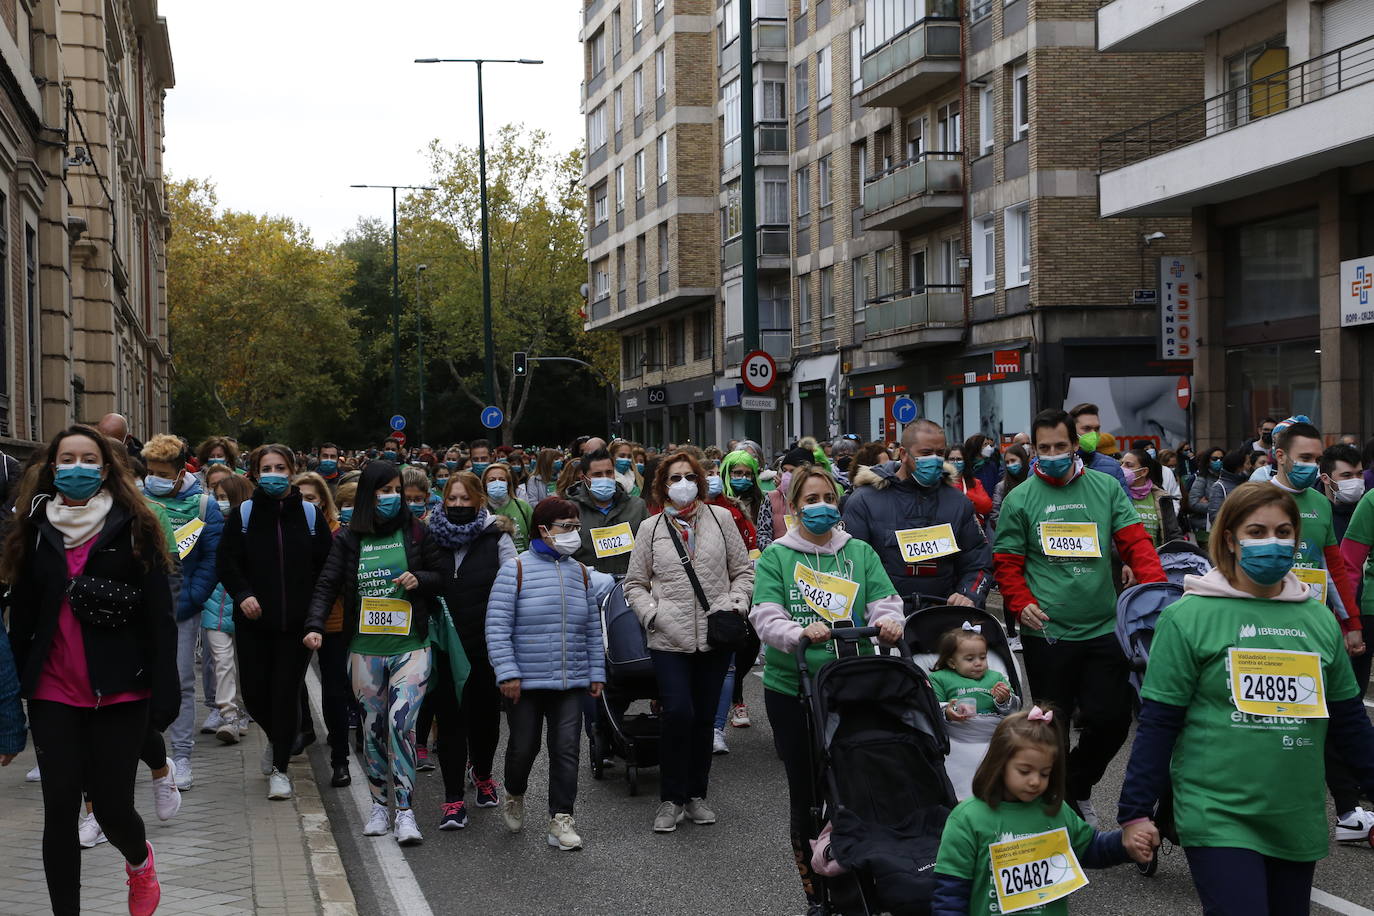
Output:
[981, 444, 995, 459]
[1335, 477, 1366, 505]
[551, 530, 582, 555]
[668, 478, 698, 507]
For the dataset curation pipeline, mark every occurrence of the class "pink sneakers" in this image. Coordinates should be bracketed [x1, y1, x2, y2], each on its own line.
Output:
[125, 841, 161, 916]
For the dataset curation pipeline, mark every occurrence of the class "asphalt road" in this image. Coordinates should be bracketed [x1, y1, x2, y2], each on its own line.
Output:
[311, 660, 1374, 916]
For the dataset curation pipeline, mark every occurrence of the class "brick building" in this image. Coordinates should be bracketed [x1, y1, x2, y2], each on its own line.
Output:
[1096, 0, 1374, 446]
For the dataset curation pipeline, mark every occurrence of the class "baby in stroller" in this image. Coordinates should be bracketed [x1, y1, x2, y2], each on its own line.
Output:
[927, 622, 1021, 800]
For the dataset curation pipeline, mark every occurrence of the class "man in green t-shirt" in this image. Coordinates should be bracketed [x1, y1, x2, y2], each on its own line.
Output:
[993, 408, 1166, 826]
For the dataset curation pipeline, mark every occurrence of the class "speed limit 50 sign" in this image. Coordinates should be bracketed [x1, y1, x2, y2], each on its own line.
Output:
[741, 350, 777, 393]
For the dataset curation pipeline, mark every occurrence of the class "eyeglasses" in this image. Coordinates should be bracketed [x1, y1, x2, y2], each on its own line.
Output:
[549, 521, 582, 532]
[668, 473, 699, 483]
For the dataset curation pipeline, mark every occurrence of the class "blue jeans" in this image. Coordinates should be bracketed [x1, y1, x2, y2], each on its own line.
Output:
[714, 663, 736, 730]
[651, 648, 732, 804]
[1183, 847, 1314, 915]
[168, 615, 200, 760]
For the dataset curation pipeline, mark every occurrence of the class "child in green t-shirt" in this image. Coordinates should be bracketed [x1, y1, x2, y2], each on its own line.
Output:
[927, 623, 1021, 800]
[934, 708, 1152, 914]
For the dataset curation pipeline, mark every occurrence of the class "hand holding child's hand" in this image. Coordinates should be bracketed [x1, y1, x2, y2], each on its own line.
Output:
[1121, 820, 1160, 864]
[945, 702, 973, 722]
[991, 681, 1011, 704]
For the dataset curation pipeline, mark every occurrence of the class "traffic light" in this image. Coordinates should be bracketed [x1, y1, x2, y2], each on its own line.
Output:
[513, 351, 528, 376]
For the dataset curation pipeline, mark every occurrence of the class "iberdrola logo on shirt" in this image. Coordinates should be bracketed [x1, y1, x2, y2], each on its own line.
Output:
[1237, 623, 1308, 639]
[1238, 624, 1257, 639]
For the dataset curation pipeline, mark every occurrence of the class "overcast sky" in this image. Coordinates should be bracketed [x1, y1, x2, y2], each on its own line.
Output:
[161, 1, 586, 245]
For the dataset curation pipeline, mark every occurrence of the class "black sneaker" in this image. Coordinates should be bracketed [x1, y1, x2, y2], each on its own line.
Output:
[439, 801, 469, 830]
[474, 776, 501, 808]
[330, 763, 351, 788]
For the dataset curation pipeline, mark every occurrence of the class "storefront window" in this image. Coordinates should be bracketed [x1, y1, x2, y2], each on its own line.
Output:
[1225, 339, 1321, 443]
[1224, 210, 1318, 328]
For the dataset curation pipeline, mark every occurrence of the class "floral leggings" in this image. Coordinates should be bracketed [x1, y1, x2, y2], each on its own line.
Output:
[350, 648, 433, 809]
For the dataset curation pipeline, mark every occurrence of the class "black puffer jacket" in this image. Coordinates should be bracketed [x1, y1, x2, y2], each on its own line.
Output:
[304, 518, 446, 643]
[7, 500, 179, 729]
[216, 488, 333, 632]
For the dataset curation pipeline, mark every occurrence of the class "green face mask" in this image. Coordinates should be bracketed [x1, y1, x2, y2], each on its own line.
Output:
[1078, 431, 1100, 454]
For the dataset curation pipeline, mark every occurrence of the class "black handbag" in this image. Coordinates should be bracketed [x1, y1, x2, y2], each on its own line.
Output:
[662, 514, 747, 650]
[67, 575, 142, 629]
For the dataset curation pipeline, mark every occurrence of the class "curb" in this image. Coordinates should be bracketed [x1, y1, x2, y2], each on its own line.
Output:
[292, 742, 360, 915]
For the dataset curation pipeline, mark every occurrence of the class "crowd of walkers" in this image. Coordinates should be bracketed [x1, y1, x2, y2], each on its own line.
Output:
[2, 410, 1374, 915]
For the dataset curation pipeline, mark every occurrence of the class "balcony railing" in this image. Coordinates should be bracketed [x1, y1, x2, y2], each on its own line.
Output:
[1099, 35, 1374, 172]
[757, 120, 788, 153]
[860, 17, 961, 90]
[723, 225, 791, 268]
[724, 329, 792, 366]
[589, 294, 612, 322]
[864, 285, 964, 335]
[862, 152, 963, 212]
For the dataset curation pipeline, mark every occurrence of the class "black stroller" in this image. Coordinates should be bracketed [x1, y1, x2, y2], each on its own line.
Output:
[1115, 580, 1188, 875]
[587, 577, 660, 795]
[796, 626, 957, 915]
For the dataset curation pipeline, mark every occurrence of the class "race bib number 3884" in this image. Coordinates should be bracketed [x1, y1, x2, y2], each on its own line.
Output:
[987, 827, 1088, 914]
[358, 597, 413, 636]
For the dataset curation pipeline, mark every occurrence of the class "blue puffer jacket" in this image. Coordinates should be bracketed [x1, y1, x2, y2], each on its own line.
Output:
[201, 582, 234, 634]
[486, 548, 612, 690]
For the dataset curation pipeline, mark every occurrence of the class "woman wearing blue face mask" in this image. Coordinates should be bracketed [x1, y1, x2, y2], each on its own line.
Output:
[196, 436, 242, 481]
[1119, 483, 1374, 914]
[216, 444, 333, 801]
[1187, 447, 1227, 548]
[304, 461, 445, 846]
[946, 445, 994, 522]
[202, 474, 254, 749]
[482, 463, 533, 552]
[748, 464, 904, 909]
[611, 438, 644, 498]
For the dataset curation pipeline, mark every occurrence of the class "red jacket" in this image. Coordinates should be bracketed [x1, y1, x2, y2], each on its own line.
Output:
[952, 476, 993, 519]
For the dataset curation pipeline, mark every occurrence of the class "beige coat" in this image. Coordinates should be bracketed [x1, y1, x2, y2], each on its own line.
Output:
[623, 504, 755, 653]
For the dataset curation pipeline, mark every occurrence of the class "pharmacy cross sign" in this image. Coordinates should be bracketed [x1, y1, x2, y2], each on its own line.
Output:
[1355, 265, 1372, 306]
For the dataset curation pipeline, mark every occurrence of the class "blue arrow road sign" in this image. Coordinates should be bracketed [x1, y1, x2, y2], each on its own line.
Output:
[389, 415, 406, 431]
[892, 396, 918, 425]
[481, 406, 504, 429]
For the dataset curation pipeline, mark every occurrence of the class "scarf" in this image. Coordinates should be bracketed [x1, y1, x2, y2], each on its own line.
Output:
[1127, 476, 1153, 500]
[427, 506, 490, 551]
[45, 489, 114, 549]
[531, 537, 560, 558]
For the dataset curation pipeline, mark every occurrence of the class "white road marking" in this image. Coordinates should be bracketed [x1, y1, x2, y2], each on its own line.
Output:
[1312, 888, 1374, 916]
[306, 666, 435, 916]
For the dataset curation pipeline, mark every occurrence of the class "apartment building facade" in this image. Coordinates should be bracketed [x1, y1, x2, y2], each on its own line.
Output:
[1097, 0, 1374, 445]
[583, 0, 1204, 452]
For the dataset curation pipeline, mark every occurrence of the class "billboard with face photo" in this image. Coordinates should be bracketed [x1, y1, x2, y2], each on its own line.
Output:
[1063, 376, 1188, 449]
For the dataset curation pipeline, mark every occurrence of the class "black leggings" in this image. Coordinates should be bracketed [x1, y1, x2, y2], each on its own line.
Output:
[731, 628, 763, 705]
[318, 631, 353, 766]
[30, 699, 151, 916]
[138, 725, 167, 771]
[1184, 847, 1315, 915]
[431, 633, 502, 799]
[235, 624, 312, 772]
[765, 688, 822, 904]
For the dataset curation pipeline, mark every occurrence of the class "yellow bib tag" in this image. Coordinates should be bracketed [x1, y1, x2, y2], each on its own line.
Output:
[988, 827, 1089, 914]
[895, 523, 960, 562]
[1291, 567, 1329, 604]
[793, 562, 860, 623]
[1038, 522, 1102, 558]
[173, 518, 206, 560]
[590, 522, 635, 558]
[1228, 647, 1327, 718]
[358, 597, 413, 636]
[784, 514, 798, 533]
[748, 548, 761, 561]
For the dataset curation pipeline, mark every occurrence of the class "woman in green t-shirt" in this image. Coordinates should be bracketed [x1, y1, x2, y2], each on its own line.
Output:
[1118, 482, 1374, 915]
[748, 464, 904, 912]
[482, 462, 533, 552]
[1120, 448, 1182, 549]
[304, 461, 444, 847]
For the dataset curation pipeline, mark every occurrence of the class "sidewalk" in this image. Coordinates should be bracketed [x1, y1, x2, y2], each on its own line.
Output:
[0, 697, 357, 916]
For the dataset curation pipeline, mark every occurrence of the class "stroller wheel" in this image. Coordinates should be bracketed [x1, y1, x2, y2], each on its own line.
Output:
[627, 765, 639, 796]
[1137, 850, 1160, 877]
[588, 732, 605, 780]
[1367, 827, 1374, 849]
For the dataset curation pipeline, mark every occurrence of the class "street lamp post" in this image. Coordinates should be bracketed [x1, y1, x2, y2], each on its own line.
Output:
[350, 183, 436, 422]
[416, 263, 428, 445]
[415, 57, 543, 408]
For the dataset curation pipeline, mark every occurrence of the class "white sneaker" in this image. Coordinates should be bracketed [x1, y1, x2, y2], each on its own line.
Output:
[547, 813, 582, 850]
[1336, 807, 1374, 843]
[1008, 636, 1023, 652]
[151, 765, 181, 821]
[1075, 798, 1099, 829]
[173, 757, 193, 791]
[201, 710, 224, 734]
[267, 769, 292, 800]
[78, 811, 107, 848]
[25, 764, 40, 782]
[393, 809, 423, 846]
[260, 743, 274, 777]
[502, 794, 525, 833]
[239, 715, 251, 735]
[712, 728, 729, 755]
[215, 716, 240, 745]
[363, 803, 391, 836]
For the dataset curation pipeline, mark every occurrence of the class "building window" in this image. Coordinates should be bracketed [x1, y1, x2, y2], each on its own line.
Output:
[817, 46, 832, 109]
[612, 8, 622, 54]
[876, 247, 896, 296]
[635, 149, 646, 195]
[820, 266, 835, 319]
[852, 257, 866, 319]
[1004, 203, 1029, 286]
[851, 26, 864, 94]
[655, 48, 666, 97]
[614, 86, 624, 127]
[973, 215, 996, 294]
[593, 183, 609, 225]
[693, 310, 712, 360]
[978, 81, 995, 155]
[721, 0, 740, 45]
[762, 79, 786, 119]
[796, 164, 811, 221]
[797, 274, 812, 337]
[854, 142, 868, 202]
[906, 117, 926, 161]
[591, 28, 606, 75]
[658, 222, 669, 268]
[593, 259, 610, 300]
[657, 133, 668, 184]
[1225, 35, 1288, 127]
[668, 318, 686, 366]
[645, 326, 661, 367]
[615, 165, 625, 210]
[634, 68, 644, 114]
[723, 78, 741, 169]
[623, 334, 644, 378]
[1012, 63, 1028, 141]
[633, 0, 644, 32]
[937, 100, 961, 155]
[762, 175, 788, 224]
[636, 234, 647, 275]
[723, 181, 742, 240]
[794, 61, 809, 113]
[588, 104, 607, 151]
[971, 0, 993, 23]
[818, 155, 832, 214]
[940, 237, 960, 283]
[617, 245, 626, 291]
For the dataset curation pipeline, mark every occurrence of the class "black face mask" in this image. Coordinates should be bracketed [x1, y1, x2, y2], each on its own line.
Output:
[445, 506, 478, 526]
[1260, 432, 1273, 446]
